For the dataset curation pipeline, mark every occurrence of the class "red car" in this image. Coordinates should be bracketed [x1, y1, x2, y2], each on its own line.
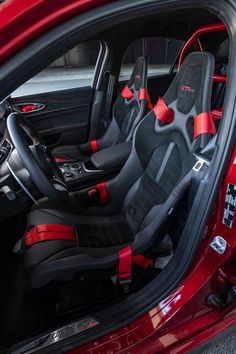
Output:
[0, 0, 235, 353]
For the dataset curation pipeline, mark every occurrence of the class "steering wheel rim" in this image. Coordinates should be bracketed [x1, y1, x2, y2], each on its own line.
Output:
[7, 112, 68, 203]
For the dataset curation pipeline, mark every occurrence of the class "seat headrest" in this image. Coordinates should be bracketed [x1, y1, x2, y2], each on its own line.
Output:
[127, 56, 147, 92]
[164, 52, 215, 115]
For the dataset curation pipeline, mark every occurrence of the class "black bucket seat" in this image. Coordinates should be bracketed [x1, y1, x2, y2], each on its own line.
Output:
[52, 57, 150, 162]
[21, 52, 215, 288]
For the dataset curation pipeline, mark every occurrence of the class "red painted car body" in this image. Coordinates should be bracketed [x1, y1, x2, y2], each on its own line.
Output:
[0, 0, 235, 353]
[0, 0, 112, 64]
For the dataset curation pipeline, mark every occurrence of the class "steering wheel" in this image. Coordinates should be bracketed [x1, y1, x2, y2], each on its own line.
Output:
[7, 112, 68, 203]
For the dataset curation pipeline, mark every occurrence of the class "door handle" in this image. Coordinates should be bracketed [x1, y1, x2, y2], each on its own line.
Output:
[13, 103, 45, 114]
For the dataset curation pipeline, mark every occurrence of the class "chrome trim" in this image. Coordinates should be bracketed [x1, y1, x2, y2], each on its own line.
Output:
[52, 177, 68, 191]
[11, 317, 99, 354]
[82, 161, 103, 173]
[0, 95, 11, 105]
[0, 137, 11, 149]
[192, 154, 210, 172]
[210, 236, 227, 254]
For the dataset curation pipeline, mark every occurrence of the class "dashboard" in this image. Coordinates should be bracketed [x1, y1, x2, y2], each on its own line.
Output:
[0, 98, 33, 221]
[0, 97, 12, 119]
[0, 98, 13, 164]
[0, 99, 11, 162]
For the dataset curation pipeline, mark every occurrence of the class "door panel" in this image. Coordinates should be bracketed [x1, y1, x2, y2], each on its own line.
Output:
[10, 86, 94, 147]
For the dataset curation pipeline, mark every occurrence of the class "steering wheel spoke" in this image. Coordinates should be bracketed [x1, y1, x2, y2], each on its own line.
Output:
[7, 113, 69, 203]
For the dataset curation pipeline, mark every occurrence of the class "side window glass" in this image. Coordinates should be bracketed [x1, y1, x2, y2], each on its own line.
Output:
[12, 40, 101, 97]
[119, 37, 183, 81]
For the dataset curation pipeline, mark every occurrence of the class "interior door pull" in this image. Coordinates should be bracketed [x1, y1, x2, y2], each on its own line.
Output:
[13, 103, 45, 113]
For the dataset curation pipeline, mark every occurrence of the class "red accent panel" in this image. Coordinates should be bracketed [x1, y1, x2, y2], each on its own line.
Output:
[96, 182, 109, 204]
[138, 88, 153, 111]
[212, 107, 223, 121]
[21, 104, 37, 112]
[178, 22, 226, 69]
[132, 254, 153, 269]
[54, 157, 67, 163]
[121, 85, 134, 100]
[89, 139, 99, 153]
[118, 245, 132, 281]
[25, 224, 76, 247]
[194, 112, 216, 140]
[213, 74, 227, 83]
[88, 188, 97, 198]
[153, 97, 174, 124]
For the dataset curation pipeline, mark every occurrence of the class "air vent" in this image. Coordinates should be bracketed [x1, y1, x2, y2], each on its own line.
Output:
[0, 139, 11, 164]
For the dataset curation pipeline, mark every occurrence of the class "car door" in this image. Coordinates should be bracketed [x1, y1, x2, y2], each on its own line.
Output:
[9, 40, 102, 148]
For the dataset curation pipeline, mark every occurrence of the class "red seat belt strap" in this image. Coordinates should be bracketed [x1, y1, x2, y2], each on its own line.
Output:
[54, 157, 68, 163]
[25, 224, 76, 247]
[139, 88, 153, 111]
[132, 254, 153, 269]
[89, 139, 99, 153]
[96, 182, 109, 204]
[118, 245, 132, 292]
[121, 85, 134, 100]
[193, 112, 216, 140]
[211, 107, 223, 121]
[154, 97, 174, 124]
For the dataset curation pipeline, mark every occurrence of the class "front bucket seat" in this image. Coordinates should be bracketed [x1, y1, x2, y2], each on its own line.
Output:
[21, 52, 215, 288]
[52, 56, 151, 162]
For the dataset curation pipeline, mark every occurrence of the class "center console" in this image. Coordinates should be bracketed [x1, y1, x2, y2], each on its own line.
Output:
[59, 141, 132, 190]
[59, 160, 112, 186]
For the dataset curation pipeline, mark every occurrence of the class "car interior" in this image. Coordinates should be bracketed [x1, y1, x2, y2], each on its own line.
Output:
[0, 4, 229, 353]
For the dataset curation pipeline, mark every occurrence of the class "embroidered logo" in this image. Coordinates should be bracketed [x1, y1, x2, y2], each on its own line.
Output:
[180, 85, 194, 93]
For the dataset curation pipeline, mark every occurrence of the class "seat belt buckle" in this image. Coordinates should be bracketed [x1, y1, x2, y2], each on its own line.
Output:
[87, 187, 100, 204]
[193, 154, 210, 172]
[87, 183, 109, 204]
[118, 245, 132, 293]
[119, 275, 132, 293]
[101, 118, 110, 128]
